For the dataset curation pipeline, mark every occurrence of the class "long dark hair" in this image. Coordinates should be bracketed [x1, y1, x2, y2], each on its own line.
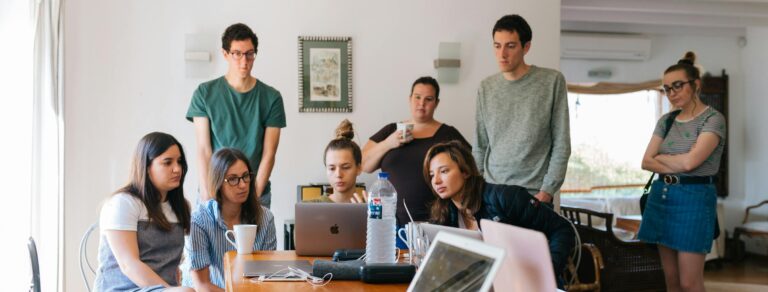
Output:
[423, 141, 485, 224]
[209, 148, 263, 226]
[324, 119, 361, 165]
[115, 132, 191, 233]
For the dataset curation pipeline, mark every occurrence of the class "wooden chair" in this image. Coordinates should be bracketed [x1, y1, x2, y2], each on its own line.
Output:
[734, 200, 768, 255]
[560, 206, 665, 292]
[565, 243, 604, 292]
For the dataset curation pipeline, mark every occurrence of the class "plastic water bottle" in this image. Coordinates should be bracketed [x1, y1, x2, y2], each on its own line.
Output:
[366, 172, 398, 263]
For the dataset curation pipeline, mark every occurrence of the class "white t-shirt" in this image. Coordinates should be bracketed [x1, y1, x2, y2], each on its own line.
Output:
[100, 192, 179, 232]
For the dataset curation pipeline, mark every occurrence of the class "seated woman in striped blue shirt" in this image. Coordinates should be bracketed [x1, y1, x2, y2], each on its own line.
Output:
[183, 148, 277, 291]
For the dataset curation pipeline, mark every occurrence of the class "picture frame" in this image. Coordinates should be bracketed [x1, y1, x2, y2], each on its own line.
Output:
[298, 36, 353, 112]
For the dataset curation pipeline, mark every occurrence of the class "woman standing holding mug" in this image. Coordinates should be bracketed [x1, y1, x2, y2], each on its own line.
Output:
[184, 148, 276, 291]
[362, 76, 470, 238]
[639, 52, 726, 292]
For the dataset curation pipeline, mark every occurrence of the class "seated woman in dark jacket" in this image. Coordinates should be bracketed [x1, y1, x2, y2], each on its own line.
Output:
[423, 141, 575, 286]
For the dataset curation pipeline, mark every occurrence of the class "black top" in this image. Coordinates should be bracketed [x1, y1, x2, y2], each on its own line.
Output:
[370, 123, 470, 224]
[441, 182, 576, 278]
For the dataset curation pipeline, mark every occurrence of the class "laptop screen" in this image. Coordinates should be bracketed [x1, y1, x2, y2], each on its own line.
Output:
[409, 240, 498, 291]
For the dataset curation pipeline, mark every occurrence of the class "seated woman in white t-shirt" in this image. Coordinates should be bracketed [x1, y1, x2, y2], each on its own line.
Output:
[94, 132, 194, 292]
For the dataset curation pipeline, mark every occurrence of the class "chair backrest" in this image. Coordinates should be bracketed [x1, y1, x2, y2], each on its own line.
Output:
[28, 237, 41, 292]
[79, 223, 99, 292]
[743, 199, 768, 223]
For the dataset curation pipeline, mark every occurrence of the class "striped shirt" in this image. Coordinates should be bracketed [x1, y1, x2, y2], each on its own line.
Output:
[182, 199, 276, 288]
[655, 106, 726, 176]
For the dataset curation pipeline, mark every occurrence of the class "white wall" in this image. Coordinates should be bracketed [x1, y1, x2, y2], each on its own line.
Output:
[561, 34, 763, 251]
[62, 0, 561, 290]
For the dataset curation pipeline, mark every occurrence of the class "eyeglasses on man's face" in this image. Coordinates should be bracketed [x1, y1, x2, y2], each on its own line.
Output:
[662, 80, 694, 96]
[228, 50, 255, 60]
[223, 173, 253, 186]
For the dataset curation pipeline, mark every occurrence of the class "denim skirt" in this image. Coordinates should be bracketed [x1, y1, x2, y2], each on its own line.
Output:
[637, 180, 716, 254]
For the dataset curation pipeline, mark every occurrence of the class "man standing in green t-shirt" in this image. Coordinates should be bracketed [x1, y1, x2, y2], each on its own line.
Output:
[186, 23, 286, 208]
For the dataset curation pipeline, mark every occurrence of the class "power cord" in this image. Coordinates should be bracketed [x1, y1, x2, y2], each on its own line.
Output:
[556, 211, 582, 287]
[249, 266, 333, 286]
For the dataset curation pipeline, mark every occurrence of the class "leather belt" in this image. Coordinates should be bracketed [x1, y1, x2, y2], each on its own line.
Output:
[658, 174, 716, 185]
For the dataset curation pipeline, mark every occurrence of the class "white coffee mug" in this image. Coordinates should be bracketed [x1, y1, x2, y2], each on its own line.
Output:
[396, 122, 414, 141]
[225, 224, 258, 254]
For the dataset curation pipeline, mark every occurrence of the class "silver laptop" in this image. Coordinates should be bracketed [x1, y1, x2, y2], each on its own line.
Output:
[408, 232, 505, 292]
[420, 222, 483, 242]
[294, 203, 367, 256]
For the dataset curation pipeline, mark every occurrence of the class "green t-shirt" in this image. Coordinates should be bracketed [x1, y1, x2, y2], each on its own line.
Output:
[186, 77, 287, 195]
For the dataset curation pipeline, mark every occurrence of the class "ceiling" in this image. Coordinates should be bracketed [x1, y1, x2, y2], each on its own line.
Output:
[562, 0, 768, 36]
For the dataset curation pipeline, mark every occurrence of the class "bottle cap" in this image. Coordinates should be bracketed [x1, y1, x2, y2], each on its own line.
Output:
[378, 172, 389, 179]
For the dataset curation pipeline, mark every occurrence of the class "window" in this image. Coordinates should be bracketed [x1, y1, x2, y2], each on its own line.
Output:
[562, 88, 670, 197]
[0, 0, 34, 291]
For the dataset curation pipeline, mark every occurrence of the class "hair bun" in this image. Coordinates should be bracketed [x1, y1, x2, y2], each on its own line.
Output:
[678, 51, 696, 66]
[334, 119, 355, 140]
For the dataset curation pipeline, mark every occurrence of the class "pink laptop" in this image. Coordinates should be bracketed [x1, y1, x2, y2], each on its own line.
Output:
[480, 219, 557, 292]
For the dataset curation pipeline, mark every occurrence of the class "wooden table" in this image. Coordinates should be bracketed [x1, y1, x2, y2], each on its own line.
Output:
[223, 250, 409, 291]
[615, 215, 643, 234]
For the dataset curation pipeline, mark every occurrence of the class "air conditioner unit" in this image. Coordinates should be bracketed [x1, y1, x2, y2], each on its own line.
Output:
[561, 33, 651, 61]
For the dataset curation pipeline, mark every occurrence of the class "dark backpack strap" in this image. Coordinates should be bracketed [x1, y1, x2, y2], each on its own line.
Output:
[662, 110, 682, 138]
[643, 110, 683, 199]
[648, 109, 681, 184]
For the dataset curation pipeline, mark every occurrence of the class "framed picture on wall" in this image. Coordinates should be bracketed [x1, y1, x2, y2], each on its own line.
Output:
[298, 36, 352, 112]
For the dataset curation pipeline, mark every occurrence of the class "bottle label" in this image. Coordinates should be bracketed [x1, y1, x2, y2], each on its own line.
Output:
[368, 197, 382, 219]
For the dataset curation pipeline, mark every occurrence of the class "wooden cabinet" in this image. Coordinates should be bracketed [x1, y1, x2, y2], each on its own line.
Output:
[699, 70, 729, 197]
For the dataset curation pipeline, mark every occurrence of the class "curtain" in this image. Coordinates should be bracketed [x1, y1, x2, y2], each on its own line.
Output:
[567, 79, 661, 95]
[32, 0, 64, 290]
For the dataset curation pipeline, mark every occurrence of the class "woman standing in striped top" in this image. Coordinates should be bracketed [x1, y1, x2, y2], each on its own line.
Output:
[184, 148, 276, 291]
[639, 51, 726, 292]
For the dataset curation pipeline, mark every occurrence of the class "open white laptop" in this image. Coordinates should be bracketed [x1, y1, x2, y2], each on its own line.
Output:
[420, 222, 483, 242]
[480, 219, 557, 292]
[407, 232, 505, 292]
[294, 203, 367, 256]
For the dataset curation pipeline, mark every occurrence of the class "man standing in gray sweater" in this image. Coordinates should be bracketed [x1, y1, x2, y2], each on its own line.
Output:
[474, 14, 570, 209]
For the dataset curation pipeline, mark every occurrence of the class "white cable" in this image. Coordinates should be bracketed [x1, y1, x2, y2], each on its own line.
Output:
[556, 211, 582, 287]
[249, 266, 334, 286]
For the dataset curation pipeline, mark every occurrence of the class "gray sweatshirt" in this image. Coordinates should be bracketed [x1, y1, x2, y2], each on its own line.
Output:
[473, 66, 571, 196]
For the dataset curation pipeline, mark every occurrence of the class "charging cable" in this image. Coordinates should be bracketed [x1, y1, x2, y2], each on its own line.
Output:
[249, 266, 333, 286]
